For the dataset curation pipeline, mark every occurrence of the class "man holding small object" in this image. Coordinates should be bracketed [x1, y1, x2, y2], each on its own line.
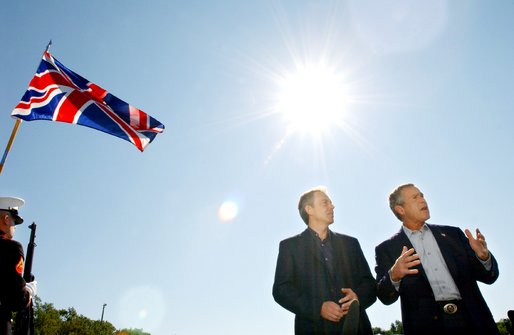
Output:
[273, 187, 376, 335]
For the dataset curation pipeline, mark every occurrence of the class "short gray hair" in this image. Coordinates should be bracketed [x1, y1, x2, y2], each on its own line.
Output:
[389, 183, 415, 221]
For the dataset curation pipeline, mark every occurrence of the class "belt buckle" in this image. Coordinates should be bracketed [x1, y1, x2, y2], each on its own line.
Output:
[443, 303, 458, 314]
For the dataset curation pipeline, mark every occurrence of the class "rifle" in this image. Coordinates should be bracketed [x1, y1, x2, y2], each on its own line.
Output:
[13, 222, 37, 335]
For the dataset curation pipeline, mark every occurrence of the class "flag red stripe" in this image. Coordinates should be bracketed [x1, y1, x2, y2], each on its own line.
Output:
[97, 103, 144, 151]
[28, 71, 74, 92]
[14, 87, 60, 110]
[139, 110, 148, 129]
[55, 91, 91, 123]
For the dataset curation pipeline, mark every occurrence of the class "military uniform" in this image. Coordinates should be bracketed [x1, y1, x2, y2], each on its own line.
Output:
[0, 197, 32, 335]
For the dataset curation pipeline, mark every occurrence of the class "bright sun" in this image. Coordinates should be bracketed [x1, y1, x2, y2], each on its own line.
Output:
[276, 63, 347, 135]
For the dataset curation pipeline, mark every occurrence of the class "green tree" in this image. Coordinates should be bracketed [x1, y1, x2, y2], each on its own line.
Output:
[371, 320, 403, 335]
[115, 329, 151, 335]
[372, 326, 388, 334]
[33, 297, 62, 335]
[58, 308, 115, 335]
[389, 320, 403, 334]
[30, 297, 117, 335]
[497, 318, 512, 335]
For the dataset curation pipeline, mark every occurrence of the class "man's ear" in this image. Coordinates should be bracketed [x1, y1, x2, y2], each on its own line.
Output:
[394, 205, 404, 217]
[305, 204, 313, 216]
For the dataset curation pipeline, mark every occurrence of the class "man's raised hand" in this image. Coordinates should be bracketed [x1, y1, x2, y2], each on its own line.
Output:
[465, 228, 489, 261]
[390, 246, 421, 282]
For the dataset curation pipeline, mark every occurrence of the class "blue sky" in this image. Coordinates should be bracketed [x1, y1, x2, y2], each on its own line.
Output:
[1, 1, 513, 334]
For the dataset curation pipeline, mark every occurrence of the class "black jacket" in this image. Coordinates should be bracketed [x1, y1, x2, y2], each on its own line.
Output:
[375, 224, 499, 335]
[0, 237, 30, 322]
[273, 228, 376, 335]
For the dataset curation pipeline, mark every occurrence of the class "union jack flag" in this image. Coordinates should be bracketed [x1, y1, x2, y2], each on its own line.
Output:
[11, 51, 164, 152]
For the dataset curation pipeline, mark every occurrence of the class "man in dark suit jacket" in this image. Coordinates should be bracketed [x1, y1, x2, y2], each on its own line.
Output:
[273, 187, 376, 335]
[375, 183, 500, 335]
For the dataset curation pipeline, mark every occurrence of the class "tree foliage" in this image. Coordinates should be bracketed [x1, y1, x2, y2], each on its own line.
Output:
[372, 320, 403, 335]
[12, 297, 150, 335]
[21, 297, 512, 335]
[114, 329, 151, 335]
[497, 318, 513, 335]
[373, 318, 512, 335]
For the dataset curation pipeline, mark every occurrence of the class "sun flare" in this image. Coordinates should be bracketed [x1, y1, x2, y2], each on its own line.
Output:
[275, 63, 347, 135]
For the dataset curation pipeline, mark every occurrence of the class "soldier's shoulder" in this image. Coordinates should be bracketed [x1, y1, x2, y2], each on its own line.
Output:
[0, 237, 23, 252]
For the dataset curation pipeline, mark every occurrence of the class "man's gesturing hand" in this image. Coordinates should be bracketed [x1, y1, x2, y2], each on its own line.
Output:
[465, 228, 489, 261]
[390, 246, 421, 282]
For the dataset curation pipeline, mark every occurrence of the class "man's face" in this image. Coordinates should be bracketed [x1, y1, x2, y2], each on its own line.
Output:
[396, 186, 430, 226]
[0, 212, 16, 239]
[307, 191, 335, 226]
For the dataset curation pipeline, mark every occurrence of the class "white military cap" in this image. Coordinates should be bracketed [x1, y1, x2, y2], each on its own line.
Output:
[0, 196, 25, 225]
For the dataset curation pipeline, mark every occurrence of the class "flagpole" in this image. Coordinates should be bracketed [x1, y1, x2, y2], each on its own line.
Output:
[46, 40, 52, 53]
[0, 119, 22, 175]
[0, 40, 52, 176]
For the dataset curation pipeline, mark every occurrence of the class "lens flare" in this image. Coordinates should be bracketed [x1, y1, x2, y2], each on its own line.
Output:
[118, 286, 166, 332]
[218, 201, 239, 222]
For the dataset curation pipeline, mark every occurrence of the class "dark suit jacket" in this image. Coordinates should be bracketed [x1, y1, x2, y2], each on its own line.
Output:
[273, 228, 376, 335]
[375, 224, 499, 335]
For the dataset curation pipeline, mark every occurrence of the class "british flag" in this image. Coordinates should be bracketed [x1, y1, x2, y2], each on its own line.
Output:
[11, 51, 164, 152]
